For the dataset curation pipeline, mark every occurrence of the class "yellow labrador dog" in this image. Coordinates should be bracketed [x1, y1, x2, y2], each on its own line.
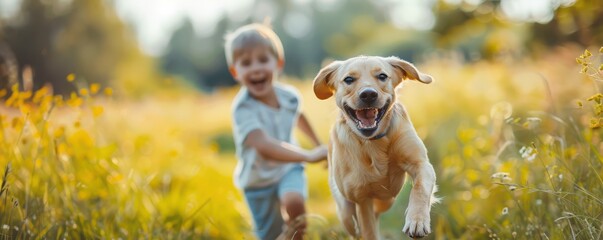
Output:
[313, 56, 437, 239]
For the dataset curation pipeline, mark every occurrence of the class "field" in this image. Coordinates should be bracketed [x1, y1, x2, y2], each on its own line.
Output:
[1, 46, 602, 239]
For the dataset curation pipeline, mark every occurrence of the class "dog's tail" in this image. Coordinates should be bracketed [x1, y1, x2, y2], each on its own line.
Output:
[430, 185, 441, 205]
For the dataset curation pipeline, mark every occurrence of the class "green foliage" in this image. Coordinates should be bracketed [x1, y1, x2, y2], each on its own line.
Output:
[157, 0, 603, 90]
[2, 0, 603, 92]
[1, 0, 165, 96]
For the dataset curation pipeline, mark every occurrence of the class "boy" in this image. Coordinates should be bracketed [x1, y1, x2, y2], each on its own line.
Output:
[225, 23, 328, 240]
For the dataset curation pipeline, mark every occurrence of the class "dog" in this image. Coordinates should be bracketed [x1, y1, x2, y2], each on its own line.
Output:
[313, 56, 438, 239]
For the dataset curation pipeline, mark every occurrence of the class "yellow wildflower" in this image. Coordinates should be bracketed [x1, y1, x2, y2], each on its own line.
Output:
[33, 87, 49, 103]
[67, 97, 82, 108]
[54, 126, 65, 138]
[67, 73, 76, 82]
[79, 88, 89, 96]
[19, 91, 32, 100]
[19, 104, 32, 115]
[91, 106, 104, 117]
[90, 83, 100, 94]
[587, 93, 603, 103]
[584, 49, 592, 57]
[104, 87, 113, 96]
[54, 95, 64, 106]
[590, 118, 601, 129]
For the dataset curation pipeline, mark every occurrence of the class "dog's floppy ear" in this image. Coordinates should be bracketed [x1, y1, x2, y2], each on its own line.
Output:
[385, 56, 433, 85]
[313, 61, 341, 100]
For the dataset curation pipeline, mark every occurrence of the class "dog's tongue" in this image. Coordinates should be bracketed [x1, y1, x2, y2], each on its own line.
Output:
[356, 108, 378, 128]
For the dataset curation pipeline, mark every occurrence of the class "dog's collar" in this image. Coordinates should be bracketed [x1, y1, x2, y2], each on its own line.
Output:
[369, 124, 390, 140]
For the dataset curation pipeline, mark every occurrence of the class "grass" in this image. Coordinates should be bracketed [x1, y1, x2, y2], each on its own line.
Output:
[0, 46, 602, 239]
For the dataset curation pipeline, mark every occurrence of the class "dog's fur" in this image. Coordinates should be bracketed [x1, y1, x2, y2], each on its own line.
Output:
[313, 56, 437, 239]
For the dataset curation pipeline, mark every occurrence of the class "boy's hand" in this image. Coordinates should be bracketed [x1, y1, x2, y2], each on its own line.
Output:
[306, 145, 328, 163]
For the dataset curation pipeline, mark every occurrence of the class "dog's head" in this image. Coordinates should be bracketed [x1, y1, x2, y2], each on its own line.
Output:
[313, 56, 432, 138]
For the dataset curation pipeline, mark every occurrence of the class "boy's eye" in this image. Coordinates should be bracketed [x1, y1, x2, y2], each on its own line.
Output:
[377, 73, 388, 81]
[343, 76, 355, 85]
[240, 59, 251, 67]
[258, 55, 269, 63]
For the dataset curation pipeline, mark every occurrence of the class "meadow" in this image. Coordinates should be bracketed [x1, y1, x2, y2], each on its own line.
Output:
[0, 45, 602, 239]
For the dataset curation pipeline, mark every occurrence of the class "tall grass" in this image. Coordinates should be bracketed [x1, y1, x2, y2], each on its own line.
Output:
[428, 47, 603, 239]
[483, 48, 603, 239]
[0, 84, 250, 239]
[0, 46, 601, 239]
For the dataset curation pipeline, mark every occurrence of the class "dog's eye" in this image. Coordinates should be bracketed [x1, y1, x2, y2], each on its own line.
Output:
[343, 76, 355, 85]
[377, 73, 388, 81]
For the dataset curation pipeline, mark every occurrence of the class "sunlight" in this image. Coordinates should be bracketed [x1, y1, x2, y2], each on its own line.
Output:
[0, 0, 601, 238]
[389, 2, 436, 31]
[500, 0, 576, 23]
[283, 11, 313, 39]
[0, 0, 19, 19]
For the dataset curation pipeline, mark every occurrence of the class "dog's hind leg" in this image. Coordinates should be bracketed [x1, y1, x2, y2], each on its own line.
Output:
[356, 199, 379, 240]
[338, 200, 358, 237]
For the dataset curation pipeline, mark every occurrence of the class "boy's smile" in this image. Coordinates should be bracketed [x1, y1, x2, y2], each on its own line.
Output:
[231, 47, 282, 101]
[248, 71, 268, 87]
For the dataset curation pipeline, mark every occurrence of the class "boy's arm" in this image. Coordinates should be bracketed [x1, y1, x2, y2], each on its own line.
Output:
[245, 129, 326, 163]
[297, 113, 322, 147]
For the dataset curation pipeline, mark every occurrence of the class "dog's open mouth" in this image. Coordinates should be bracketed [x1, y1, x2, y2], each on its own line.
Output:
[344, 100, 390, 136]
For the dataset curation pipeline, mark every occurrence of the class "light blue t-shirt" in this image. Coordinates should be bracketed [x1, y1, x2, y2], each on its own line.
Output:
[231, 83, 303, 189]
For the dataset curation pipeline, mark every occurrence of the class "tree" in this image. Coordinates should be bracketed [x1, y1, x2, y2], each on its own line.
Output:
[2, 0, 158, 95]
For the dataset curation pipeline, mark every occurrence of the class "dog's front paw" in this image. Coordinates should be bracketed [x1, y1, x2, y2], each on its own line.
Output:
[402, 210, 431, 238]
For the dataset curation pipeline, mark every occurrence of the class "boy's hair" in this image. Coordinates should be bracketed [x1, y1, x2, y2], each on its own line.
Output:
[224, 23, 284, 67]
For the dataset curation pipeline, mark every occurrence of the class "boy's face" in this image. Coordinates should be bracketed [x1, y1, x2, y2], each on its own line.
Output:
[230, 46, 283, 99]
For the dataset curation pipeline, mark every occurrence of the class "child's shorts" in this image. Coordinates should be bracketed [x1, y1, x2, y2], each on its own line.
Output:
[243, 164, 307, 240]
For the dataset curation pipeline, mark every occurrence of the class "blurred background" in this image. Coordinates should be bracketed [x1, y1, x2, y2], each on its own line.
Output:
[0, 0, 602, 239]
[0, 0, 601, 94]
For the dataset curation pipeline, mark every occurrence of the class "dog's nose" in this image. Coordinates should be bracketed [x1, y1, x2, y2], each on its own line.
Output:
[359, 88, 378, 104]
